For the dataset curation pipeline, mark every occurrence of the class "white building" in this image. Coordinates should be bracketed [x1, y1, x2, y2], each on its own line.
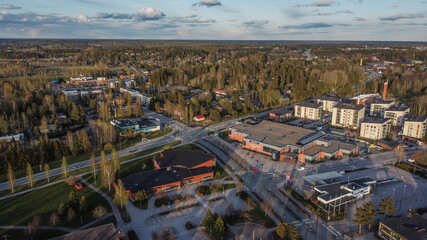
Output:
[370, 100, 395, 117]
[294, 102, 323, 120]
[360, 117, 392, 140]
[120, 88, 152, 105]
[332, 103, 365, 129]
[384, 105, 410, 127]
[402, 116, 427, 140]
[314, 95, 341, 112]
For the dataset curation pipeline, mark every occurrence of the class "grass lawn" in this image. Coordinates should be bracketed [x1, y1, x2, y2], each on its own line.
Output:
[196, 183, 235, 196]
[218, 131, 229, 140]
[0, 181, 112, 237]
[394, 163, 427, 179]
[214, 164, 229, 179]
[0, 229, 68, 240]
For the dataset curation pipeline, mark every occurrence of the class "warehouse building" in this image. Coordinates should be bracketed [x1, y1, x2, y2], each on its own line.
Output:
[229, 120, 358, 163]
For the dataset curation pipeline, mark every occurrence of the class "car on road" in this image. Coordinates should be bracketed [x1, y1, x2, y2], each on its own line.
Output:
[298, 166, 305, 171]
[408, 158, 415, 163]
[411, 147, 417, 150]
[251, 168, 258, 172]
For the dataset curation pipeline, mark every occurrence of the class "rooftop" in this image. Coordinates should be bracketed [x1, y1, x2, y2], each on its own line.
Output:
[271, 108, 293, 115]
[155, 149, 215, 169]
[302, 139, 357, 156]
[49, 223, 124, 240]
[381, 215, 427, 240]
[360, 117, 391, 124]
[404, 115, 427, 123]
[386, 105, 410, 112]
[302, 171, 343, 183]
[317, 95, 341, 102]
[334, 103, 365, 111]
[371, 99, 395, 105]
[295, 102, 322, 108]
[231, 120, 324, 149]
[121, 167, 214, 194]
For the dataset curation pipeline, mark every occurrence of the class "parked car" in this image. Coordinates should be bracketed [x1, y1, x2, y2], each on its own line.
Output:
[251, 168, 258, 172]
[298, 166, 305, 171]
[408, 159, 415, 163]
[75, 182, 83, 190]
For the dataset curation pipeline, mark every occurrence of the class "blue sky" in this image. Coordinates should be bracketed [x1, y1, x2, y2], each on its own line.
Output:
[0, 0, 426, 40]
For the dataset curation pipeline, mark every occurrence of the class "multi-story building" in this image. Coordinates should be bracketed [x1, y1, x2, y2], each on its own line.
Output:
[269, 108, 293, 122]
[384, 105, 410, 127]
[332, 103, 365, 129]
[229, 120, 358, 163]
[360, 117, 392, 140]
[294, 102, 323, 120]
[314, 95, 341, 112]
[110, 118, 160, 133]
[378, 215, 427, 240]
[349, 93, 380, 105]
[370, 100, 395, 117]
[120, 88, 152, 105]
[402, 116, 427, 140]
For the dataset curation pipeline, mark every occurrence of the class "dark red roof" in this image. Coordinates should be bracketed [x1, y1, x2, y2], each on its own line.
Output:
[195, 115, 205, 119]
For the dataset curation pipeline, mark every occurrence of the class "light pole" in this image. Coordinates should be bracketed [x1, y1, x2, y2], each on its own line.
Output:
[393, 188, 396, 199]
[404, 184, 407, 194]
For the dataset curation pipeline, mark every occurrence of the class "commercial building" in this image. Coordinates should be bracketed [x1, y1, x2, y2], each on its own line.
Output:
[69, 75, 107, 85]
[378, 215, 427, 240]
[110, 118, 160, 133]
[269, 108, 293, 122]
[229, 120, 358, 163]
[402, 116, 427, 141]
[119, 149, 216, 200]
[294, 102, 323, 120]
[314, 177, 375, 214]
[331, 103, 365, 130]
[384, 105, 410, 127]
[349, 93, 380, 105]
[314, 95, 341, 112]
[360, 117, 392, 140]
[370, 100, 395, 117]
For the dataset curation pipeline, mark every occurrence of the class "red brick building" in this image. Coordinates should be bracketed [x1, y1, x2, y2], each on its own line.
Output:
[118, 149, 216, 200]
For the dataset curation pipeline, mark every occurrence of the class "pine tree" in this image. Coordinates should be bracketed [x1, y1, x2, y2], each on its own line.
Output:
[353, 204, 369, 235]
[364, 201, 377, 231]
[202, 208, 214, 234]
[61, 156, 68, 178]
[276, 222, 288, 239]
[379, 196, 396, 218]
[6, 163, 15, 193]
[287, 223, 300, 240]
[26, 162, 34, 188]
[212, 216, 225, 240]
[113, 179, 129, 210]
[44, 163, 51, 183]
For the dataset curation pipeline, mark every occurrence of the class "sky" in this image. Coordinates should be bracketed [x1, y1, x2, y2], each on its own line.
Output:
[0, 0, 426, 41]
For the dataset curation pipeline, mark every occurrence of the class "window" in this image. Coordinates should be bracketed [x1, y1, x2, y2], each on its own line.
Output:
[263, 146, 274, 153]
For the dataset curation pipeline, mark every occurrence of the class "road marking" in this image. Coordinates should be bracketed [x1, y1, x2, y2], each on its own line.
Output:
[322, 224, 342, 237]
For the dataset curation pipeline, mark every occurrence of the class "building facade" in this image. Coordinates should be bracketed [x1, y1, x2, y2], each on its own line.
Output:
[378, 215, 427, 240]
[384, 105, 410, 127]
[370, 100, 395, 117]
[314, 95, 341, 112]
[332, 103, 365, 130]
[360, 118, 392, 140]
[294, 102, 323, 120]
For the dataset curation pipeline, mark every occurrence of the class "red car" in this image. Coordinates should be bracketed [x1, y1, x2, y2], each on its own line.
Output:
[251, 168, 258, 172]
[75, 182, 83, 190]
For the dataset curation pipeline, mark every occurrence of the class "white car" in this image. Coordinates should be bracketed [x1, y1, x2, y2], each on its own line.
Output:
[298, 166, 305, 171]
[408, 159, 415, 163]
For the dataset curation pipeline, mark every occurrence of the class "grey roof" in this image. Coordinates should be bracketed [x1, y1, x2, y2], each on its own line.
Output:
[360, 117, 391, 124]
[302, 139, 357, 156]
[334, 103, 365, 111]
[386, 105, 410, 112]
[404, 115, 427, 123]
[302, 171, 342, 183]
[271, 108, 293, 115]
[296, 102, 322, 108]
[371, 99, 395, 104]
[381, 215, 427, 240]
[317, 95, 341, 102]
[155, 149, 215, 169]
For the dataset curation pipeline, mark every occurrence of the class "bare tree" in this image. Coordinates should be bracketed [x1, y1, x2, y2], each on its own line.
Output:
[90, 152, 97, 182]
[26, 162, 34, 188]
[61, 156, 68, 178]
[44, 163, 51, 183]
[48, 212, 60, 226]
[113, 179, 129, 210]
[66, 208, 75, 223]
[93, 205, 107, 219]
[394, 144, 406, 165]
[6, 163, 15, 193]
[102, 161, 115, 192]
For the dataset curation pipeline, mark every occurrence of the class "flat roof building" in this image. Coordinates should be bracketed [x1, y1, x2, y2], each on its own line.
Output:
[294, 102, 323, 120]
[402, 116, 427, 141]
[384, 105, 410, 127]
[360, 117, 392, 140]
[370, 100, 396, 117]
[110, 118, 160, 133]
[378, 215, 427, 240]
[314, 95, 341, 112]
[154, 149, 216, 169]
[229, 120, 358, 163]
[269, 108, 293, 122]
[332, 103, 365, 130]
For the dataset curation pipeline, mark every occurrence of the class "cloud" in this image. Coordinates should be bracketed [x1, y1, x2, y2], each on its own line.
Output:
[295, 1, 336, 7]
[379, 13, 424, 21]
[317, 10, 353, 16]
[94, 8, 165, 21]
[282, 8, 309, 18]
[0, 4, 22, 9]
[192, 0, 222, 7]
[0, 11, 90, 25]
[353, 17, 366, 21]
[280, 22, 334, 29]
[242, 20, 269, 28]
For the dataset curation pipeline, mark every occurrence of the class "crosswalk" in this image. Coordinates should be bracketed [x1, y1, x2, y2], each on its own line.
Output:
[288, 218, 314, 228]
[322, 223, 342, 237]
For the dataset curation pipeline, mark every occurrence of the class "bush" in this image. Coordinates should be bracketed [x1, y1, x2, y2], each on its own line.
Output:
[236, 191, 249, 200]
[104, 143, 115, 153]
[185, 221, 196, 230]
[128, 230, 139, 240]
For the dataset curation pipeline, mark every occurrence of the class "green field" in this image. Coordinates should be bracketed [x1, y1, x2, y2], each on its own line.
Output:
[0, 181, 112, 238]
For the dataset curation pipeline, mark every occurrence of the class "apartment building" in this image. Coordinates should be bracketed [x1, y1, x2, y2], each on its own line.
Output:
[402, 116, 427, 140]
[360, 117, 392, 140]
[294, 102, 323, 120]
[331, 103, 365, 129]
[384, 105, 410, 127]
[370, 100, 395, 117]
[314, 95, 341, 112]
